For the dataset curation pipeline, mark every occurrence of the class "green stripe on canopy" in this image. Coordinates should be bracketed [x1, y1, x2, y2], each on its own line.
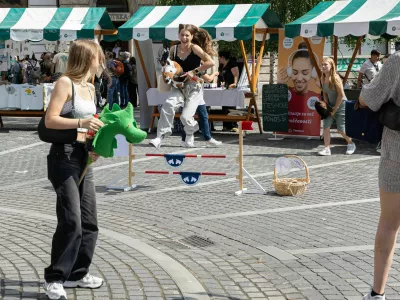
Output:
[0, 8, 25, 40]
[286, 0, 400, 38]
[118, 6, 155, 41]
[78, 8, 107, 39]
[318, 0, 367, 37]
[118, 4, 282, 41]
[43, 8, 72, 41]
[149, 6, 185, 41]
[285, 2, 335, 38]
[201, 5, 235, 39]
[370, 1, 400, 36]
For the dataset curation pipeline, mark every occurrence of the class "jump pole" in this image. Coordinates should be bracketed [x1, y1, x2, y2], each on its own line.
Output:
[235, 121, 266, 196]
[105, 143, 137, 192]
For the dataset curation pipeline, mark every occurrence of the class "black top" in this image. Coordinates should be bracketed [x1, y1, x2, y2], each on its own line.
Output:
[219, 59, 237, 87]
[174, 45, 201, 73]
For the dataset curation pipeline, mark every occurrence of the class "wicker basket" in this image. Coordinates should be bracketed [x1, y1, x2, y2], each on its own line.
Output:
[273, 155, 310, 196]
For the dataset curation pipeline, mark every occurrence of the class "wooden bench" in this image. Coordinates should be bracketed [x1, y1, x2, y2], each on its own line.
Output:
[0, 110, 44, 128]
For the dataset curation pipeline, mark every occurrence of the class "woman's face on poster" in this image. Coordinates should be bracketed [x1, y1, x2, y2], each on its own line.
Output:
[291, 57, 313, 94]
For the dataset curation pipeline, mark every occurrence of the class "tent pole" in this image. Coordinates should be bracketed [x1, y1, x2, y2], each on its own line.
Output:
[343, 36, 363, 85]
[254, 31, 267, 88]
[252, 30, 267, 134]
[134, 40, 151, 89]
[239, 41, 252, 92]
[333, 36, 338, 67]
[251, 25, 256, 92]
[303, 37, 321, 79]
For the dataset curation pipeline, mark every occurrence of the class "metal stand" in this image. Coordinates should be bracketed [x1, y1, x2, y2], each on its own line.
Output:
[268, 132, 284, 141]
[235, 167, 266, 196]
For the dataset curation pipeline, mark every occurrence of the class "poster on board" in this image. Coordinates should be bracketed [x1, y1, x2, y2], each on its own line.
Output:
[277, 29, 325, 137]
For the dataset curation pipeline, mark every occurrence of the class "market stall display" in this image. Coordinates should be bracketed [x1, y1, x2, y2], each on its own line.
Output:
[285, 0, 400, 81]
[285, 0, 400, 142]
[115, 4, 282, 134]
[0, 7, 116, 128]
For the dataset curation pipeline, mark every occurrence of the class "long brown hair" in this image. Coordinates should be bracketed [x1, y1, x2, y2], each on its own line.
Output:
[179, 24, 215, 56]
[322, 57, 342, 91]
[63, 39, 104, 82]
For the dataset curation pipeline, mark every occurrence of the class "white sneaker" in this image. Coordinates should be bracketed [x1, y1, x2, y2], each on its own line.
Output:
[149, 136, 163, 149]
[43, 281, 67, 300]
[185, 135, 195, 148]
[206, 138, 222, 147]
[363, 292, 385, 300]
[64, 273, 103, 289]
[346, 142, 356, 155]
[317, 147, 331, 156]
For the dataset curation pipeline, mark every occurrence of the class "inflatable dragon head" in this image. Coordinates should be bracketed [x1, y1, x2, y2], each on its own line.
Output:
[92, 103, 147, 158]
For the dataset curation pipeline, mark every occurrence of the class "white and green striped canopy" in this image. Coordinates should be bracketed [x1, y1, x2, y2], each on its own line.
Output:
[0, 7, 114, 41]
[118, 4, 281, 41]
[286, 0, 400, 38]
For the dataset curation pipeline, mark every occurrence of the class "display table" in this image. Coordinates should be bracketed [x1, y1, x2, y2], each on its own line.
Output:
[0, 83, 51, 128]
[147, 88, 246, 107]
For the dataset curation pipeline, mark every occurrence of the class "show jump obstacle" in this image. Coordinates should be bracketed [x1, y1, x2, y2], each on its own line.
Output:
[107, 121, 266, 196]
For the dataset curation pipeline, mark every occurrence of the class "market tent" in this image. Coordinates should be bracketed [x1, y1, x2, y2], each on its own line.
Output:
[117, 4, 281, 41]
[0, 7, 115, 41]
[285, 0, 400, 38]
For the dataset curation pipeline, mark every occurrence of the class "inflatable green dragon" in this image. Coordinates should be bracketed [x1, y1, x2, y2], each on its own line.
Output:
[92, 103, 147, 157]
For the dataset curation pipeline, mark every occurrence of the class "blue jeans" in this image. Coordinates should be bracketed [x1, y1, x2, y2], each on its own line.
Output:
[119, 82, 129, 107]
[107, 76, 120, 108]
[182, 104, 212, 141]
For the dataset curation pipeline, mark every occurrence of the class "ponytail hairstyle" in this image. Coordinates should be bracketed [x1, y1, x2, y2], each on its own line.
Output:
[179, 24, 216, 56]
[322, 57, 342, 91]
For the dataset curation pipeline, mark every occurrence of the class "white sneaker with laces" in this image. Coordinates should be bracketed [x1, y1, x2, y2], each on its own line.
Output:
[346, 142, 356, 155]
[206, 138, 222, 147]
[149, 136, 163, 149]
[43, 281, 67, 300]
[64, 274, 103, 289]
[317, 147, 331, 156]
[363, 292, 385, 300]
[185, 135, 195, 148]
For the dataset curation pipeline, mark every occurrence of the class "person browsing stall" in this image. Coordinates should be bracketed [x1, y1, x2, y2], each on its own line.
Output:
[43, 40, 105, 300]
[357, 49, 382, 89]
[218, 51, 239, 132]
[149, 24, 215, 149]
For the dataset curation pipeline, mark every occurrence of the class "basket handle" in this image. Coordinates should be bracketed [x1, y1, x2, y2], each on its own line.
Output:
[273, 155, 310, 183]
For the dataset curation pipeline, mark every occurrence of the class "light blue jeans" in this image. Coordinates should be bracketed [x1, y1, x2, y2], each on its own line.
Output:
[107, 76, 120, 108]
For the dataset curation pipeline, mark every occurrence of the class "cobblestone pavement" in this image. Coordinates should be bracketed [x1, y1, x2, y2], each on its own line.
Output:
[0, 113, 397, 300]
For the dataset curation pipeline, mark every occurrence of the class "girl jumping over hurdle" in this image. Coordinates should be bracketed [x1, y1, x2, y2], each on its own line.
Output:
[149, 24, 218, 148]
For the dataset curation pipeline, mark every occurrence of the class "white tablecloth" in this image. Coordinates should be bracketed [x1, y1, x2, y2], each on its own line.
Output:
[0, 83, 45, 110]
[146, 88, 246, 107]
